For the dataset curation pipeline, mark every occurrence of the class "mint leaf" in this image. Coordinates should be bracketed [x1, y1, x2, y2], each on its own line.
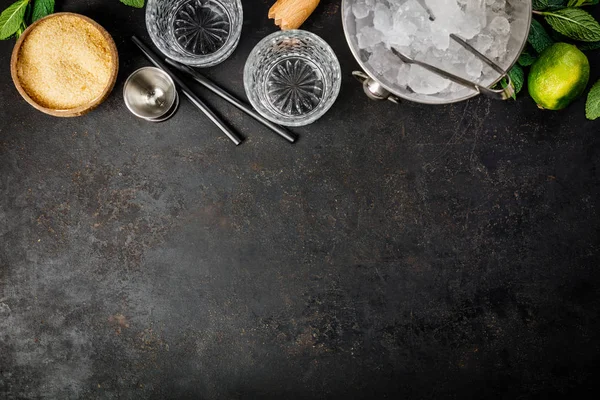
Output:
[509, 64, 525, 95]
[0, 0, 29, 40]
[120, 0, 145, 8]
[31, 0, 54, 22]
[23, 1, 30, 24]
[567, 0, 599, 7]
[543, 8, 600, 42]
[586, 80, 600, 120]
[578, 40, 600, 50]
[548, 0, 569, 9]
[528, 19, 554, 53]
[518, 46, 537, 66]
[534, 0, 569, 9]
[15, 20, 26, 37]
[518, 52, 537, 67]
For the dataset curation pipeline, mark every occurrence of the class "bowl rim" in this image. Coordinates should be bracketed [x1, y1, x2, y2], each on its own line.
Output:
[145, 0, 243, 68]
[340, 0, 532, 105]
[10, 12, 119, 118]
[243, 29, 342, 127]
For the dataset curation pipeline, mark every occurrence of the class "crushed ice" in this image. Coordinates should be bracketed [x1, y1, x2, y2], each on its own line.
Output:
[351, 0, 516, 96]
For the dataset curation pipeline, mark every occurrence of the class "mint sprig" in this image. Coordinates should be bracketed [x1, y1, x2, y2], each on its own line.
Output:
[518, 47, 537, 67]
[522, 3, 600, 119]
[541, 8, 600, 42]
[534, 0, 569, 11]
[120, 0, 145, 8]
[31, 0, 54, 23]
[586, 80, 600, 120]
[567, 0, 599, 7]
[0, 0, 145, 40]
[0, 0, 29, 40]
[528, 19, 555, 53]
[578, 40, 600, 50]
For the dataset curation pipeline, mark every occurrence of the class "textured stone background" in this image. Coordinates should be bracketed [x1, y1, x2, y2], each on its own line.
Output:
[1, 0, 599, 398]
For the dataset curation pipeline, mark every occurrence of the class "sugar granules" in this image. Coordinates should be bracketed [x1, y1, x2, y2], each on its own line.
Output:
[17, 14, 114, 110]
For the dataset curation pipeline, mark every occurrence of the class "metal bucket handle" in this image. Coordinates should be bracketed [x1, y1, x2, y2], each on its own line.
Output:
[352, 71, 400, 104]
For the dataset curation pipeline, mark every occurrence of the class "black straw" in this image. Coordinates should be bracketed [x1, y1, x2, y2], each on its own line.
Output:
[131, 36, 243, 146]
[165, 58, 298, 144]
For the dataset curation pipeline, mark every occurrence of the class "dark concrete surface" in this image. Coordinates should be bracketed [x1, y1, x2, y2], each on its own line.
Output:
[1, 0, 600, 398]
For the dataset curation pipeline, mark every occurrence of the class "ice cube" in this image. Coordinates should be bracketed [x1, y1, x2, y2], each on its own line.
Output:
[396, 63, 410, 87]
[368, 44, 398, 75]
[445, 42, 469, 65]
[430, 26, 450, 50]
[475, 33, 494, 53]
[410, 35, 434, 57]
[389, 6, 418, 47]
[388, 30, 413, 47]
[353, 3, 370, 20]
[387, 0, 403, 12]
[457, 16, 482, 40]
[425, 0, 461, 24]
[373, 3, 392, 33]
[466, 56, 483, 78]
[488, 33, 509, 59]
[408, 64, 451, 94]
[466, 0, 488, 29]
[355, 13, 374, 32]
[489, 16, 510, 36]
[380, 60, 410, 88]
[392, 13, 418, 36]
[357, 26, 383, 49]
[510, 18, 528, 42]
[491, 0, 506, 13]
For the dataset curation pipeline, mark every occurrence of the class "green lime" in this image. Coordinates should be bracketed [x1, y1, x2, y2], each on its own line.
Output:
[528, 43, 590, 111]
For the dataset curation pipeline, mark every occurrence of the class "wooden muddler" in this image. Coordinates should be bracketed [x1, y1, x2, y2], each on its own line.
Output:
[269, 0, 321, 30]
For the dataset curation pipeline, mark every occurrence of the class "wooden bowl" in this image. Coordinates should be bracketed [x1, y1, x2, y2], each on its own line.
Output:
[10, 12, 119, 117]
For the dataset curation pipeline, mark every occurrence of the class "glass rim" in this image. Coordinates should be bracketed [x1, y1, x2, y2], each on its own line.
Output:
[145, 0, 243, 68]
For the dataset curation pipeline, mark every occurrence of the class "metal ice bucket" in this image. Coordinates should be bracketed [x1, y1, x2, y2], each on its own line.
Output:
[342, 0, 532, 104]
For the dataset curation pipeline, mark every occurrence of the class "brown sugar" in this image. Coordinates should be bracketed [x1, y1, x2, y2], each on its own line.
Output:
[16, 14, 114, 110]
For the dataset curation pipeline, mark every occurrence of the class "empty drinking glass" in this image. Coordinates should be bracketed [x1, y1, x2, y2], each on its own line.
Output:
[146, 0, 243, 67]
[244, 30, 342, 127]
